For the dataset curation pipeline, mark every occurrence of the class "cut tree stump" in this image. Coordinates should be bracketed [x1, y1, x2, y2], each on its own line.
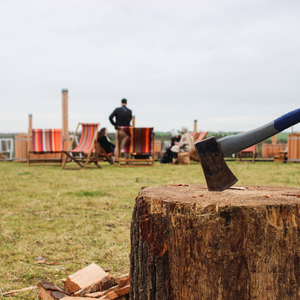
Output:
[130, 184, 300, 300]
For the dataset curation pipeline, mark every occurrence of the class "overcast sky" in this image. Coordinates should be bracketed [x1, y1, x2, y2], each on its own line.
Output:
[1, 0, 300, 134]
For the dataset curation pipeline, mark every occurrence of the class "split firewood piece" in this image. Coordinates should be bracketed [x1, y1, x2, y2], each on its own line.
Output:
[64, 263, 107, 294]
[39, 289, 67, 300]
[38, 282, 70, 300]
[114, 273, 129, 285]
[104, 285, 130, 300]
[117, 276, 129, 289]
[56, 296, 86, 300]
[100, 274, 116, 291]
[85, 285, 118, 298]
[38, 282, 69, 295]
[73, 274, 115, 297]
[84, 291, 106, 298]
[2, 286, 36, 297]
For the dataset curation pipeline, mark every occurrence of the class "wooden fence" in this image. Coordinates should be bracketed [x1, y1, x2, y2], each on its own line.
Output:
[288, 133, 300, 162]
[261, 143, 288, 158]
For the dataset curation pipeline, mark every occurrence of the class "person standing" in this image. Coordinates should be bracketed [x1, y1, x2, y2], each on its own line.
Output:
[109, 98, 132, 160]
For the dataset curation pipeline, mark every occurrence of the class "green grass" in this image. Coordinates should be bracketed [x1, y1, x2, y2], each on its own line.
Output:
[0, 160, 300, 299]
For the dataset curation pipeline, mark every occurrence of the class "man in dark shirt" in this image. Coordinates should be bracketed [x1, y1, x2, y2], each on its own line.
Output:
[109, 98, 132, 160]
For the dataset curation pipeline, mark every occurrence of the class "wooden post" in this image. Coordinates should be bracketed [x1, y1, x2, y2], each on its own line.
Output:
[27, 114, 33, 164]
[272, 135, 277, 145]
[62, 89, 70, 152]
[28, 114, 32, 132]
[62, 89, 69, 138]
[132, 116, 135, 127]
[194, 119, 197, 133]
[288, 133, 300, 162]
[131, 185, 300, 299]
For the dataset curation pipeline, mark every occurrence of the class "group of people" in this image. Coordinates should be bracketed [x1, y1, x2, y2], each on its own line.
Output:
[160, 126, 195, 164]
[97, 98, 195, 164]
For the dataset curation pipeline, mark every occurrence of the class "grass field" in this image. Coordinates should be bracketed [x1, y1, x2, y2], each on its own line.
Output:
[1, 160, 300, 299]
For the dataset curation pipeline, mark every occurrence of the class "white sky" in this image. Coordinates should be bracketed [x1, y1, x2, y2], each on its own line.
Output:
[1, 0, 300, 134]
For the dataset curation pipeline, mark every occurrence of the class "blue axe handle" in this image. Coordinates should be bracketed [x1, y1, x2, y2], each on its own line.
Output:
[218, 108, 300, 157]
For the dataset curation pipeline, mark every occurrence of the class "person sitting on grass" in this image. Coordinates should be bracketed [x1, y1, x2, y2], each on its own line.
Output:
[170, 126, 194, 164]
[170, 129, 181, 163]
[97, 127, 115, 164]
[159, 129, 181, 164]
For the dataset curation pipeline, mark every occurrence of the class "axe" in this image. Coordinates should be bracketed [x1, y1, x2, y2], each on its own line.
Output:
[195, 108, 300, 191]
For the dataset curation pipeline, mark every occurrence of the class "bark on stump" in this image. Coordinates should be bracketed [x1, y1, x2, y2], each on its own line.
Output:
[130, 185, 300, 300]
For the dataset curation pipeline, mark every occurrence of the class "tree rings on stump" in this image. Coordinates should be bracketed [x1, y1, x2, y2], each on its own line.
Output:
[130, 185, 300, 300]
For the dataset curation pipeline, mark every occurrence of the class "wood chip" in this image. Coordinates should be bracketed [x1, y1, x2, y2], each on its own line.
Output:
[265, 195, 273, 198]
[282, 193, 300, 197]
[104, 267, 112, 273]
[34, 259, 47, 264]
[58, 296, 86, 300]
[34, 260, 58, 265]
[229, 186, 246, 190]
[2, 286, 37, 296]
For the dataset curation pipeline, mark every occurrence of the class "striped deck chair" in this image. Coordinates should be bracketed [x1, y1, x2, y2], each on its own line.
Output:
[237, 145, 258, 162]
[194, 131, 208, 143]
[190, 131, 209, 162]
[62, 123, 101, 169]
[28, 129, 63, 165]
[118, 127, 155, 167]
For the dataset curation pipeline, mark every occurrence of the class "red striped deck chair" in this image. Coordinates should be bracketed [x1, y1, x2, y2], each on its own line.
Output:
[190, 131, 209, 162]
[194, 131, 208, 143]
[27, 129, 63, 165]
[62, 123, 101, 169]
[238, 145, 258, 162]
[118, 127, 155, 167]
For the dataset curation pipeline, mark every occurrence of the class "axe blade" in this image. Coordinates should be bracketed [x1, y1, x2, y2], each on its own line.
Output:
[195, 136, 238, 191]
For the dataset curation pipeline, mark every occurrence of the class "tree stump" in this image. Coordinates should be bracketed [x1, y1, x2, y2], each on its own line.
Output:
[130, 185, 300, 300]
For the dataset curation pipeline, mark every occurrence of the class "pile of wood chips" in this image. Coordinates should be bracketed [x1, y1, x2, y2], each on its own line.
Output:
[38, 263, 130, 300]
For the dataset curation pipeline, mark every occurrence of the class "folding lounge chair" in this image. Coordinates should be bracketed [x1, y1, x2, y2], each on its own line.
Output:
[190, 131, 209, 162]
[0, 138, 14, 160]
[237, 145, 258, 162]
[62, 123, 101, 169]
[118, 127, 155, 167]
[97, 144, 114, 165]
[27, 129, 63, 166]
[194, 131, 209, 143]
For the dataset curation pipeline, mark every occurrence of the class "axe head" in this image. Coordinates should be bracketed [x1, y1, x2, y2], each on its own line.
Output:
[195, 136, 238, 191]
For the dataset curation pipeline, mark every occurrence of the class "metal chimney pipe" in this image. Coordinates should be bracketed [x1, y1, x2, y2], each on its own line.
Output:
[194, 120, 197, 133]
[28, 114, 33, 133]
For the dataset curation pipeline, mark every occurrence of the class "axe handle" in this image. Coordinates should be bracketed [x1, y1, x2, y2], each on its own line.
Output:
[219, 108, 300, 157]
